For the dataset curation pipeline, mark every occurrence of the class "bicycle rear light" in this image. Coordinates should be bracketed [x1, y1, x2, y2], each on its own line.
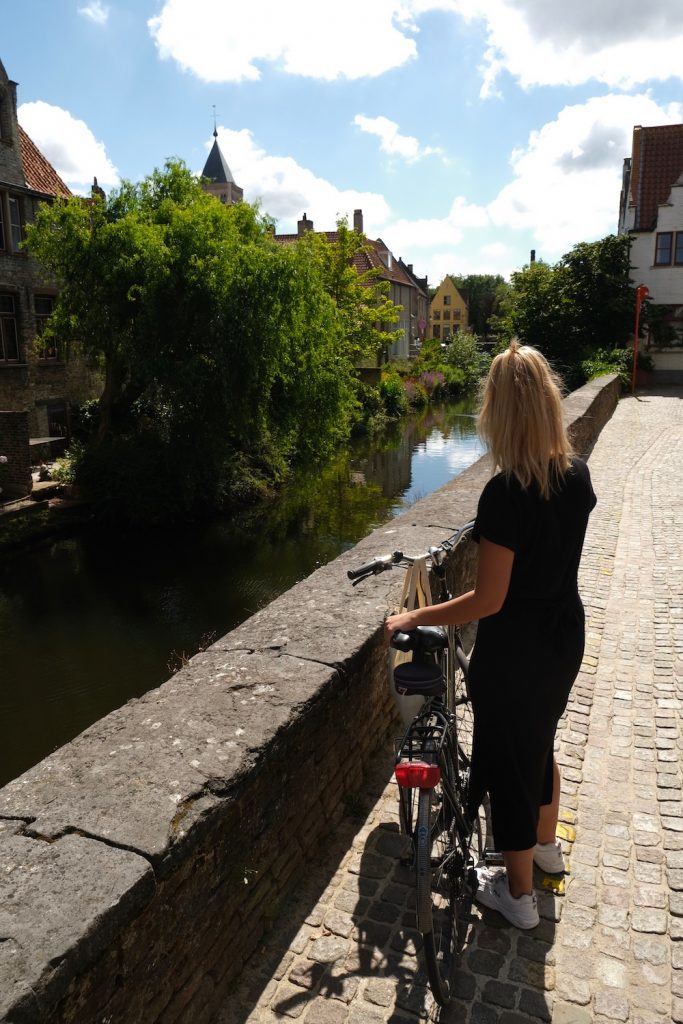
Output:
[395, 761, 441, 789]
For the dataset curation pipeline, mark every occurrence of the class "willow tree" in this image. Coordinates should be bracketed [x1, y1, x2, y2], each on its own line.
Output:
[27, 161, 357, 522]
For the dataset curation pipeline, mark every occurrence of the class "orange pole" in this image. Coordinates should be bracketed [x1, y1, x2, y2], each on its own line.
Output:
[631, 285, 649, 394]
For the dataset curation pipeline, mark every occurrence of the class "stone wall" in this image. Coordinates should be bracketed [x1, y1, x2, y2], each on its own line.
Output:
[0, 409, 31, 498]
[0, 375, 621, 1024]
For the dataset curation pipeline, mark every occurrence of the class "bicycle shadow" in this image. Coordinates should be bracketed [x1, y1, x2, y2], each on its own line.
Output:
[268, 812, 487, 1021]
[270, 813, 561, 1024]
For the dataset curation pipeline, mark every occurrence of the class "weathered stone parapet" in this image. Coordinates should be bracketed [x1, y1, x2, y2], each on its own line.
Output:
[0, 375, 620, 1023]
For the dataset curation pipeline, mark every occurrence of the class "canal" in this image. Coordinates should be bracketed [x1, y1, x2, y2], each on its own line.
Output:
[0, 400, 485, 787]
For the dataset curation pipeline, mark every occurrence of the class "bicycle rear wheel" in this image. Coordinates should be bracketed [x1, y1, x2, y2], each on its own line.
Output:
[415, 783, 456, 1006]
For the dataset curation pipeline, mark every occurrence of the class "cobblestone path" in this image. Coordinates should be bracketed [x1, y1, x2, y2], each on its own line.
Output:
[217, 389, 683, 1024]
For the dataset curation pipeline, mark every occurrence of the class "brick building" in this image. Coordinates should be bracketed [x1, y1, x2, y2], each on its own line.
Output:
[0, 57, 101, 463]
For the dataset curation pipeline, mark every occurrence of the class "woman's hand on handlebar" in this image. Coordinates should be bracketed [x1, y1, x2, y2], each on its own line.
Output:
[384, 609, 420, 642]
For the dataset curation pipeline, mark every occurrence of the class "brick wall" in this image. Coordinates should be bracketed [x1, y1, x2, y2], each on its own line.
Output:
[0, 409, 31, 498]
[0, 375, 621, 1024]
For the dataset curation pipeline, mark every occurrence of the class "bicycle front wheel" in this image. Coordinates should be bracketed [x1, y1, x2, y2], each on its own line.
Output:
[415, 785, 456, 1006]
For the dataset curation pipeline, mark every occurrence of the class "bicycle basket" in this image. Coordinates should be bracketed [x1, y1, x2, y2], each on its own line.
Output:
[393, 661, 445, 697]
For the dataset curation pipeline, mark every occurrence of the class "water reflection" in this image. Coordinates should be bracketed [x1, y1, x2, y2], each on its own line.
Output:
[0, 400, 484, 785]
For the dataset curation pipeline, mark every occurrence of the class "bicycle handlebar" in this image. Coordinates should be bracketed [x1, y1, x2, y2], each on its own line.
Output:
[347, 551, 403, 581]
[347, 520, 475, 583]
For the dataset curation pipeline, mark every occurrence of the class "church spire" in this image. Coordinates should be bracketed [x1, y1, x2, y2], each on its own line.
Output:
[200, 112, 244, 205]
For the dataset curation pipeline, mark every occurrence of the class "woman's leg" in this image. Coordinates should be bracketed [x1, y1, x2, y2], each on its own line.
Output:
[503, 848, 534, 897]
[537, 757, 561, 845]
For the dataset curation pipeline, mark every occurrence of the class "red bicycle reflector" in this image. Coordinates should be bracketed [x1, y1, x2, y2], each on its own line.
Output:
[395, 761, 441, 789]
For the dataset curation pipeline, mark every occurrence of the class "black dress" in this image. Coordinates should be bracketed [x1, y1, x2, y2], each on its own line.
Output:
[467, 457, 597, 851]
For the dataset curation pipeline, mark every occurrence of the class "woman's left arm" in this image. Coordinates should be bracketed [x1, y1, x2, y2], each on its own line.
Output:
[384, 538, 514, 640]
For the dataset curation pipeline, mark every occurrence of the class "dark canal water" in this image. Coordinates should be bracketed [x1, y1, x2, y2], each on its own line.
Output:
[0, 401, 485, 787]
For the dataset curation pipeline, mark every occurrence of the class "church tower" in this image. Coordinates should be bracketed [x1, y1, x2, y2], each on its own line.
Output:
[201, 125, 243, 205]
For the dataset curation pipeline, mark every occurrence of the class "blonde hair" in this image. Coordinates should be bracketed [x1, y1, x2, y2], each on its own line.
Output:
[477, 340, 573, 499]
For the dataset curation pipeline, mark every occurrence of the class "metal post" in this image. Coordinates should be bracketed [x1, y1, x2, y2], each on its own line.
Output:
[631, 285, 649, 394]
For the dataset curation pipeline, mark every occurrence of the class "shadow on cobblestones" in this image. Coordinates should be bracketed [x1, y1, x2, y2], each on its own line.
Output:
[218, 750, 561, 1024]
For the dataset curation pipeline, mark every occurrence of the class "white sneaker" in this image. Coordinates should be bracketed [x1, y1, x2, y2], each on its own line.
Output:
[474, 868, 539, 929]
[534, 840, 565, 874]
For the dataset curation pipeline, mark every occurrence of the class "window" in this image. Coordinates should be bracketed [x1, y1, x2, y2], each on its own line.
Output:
[443, 326, 451, 339]
[443, 310, 451, 320]
[454, 309, 461, 320]
[443, 295, 452, 306]
[655, 232, 673, 265]
[47, 401, 68, 438]
[433, 325, 441, 339]
[7, 195, 23, 251]
[0, 294, 20, 362]
[432, 310, 440, 320]
[35, 296, 58, 359]
[8, 197, 22, 250]
[676, 232, 683, 266]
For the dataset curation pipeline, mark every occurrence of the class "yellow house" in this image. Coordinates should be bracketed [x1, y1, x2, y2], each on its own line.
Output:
[427, 276, 469, 341]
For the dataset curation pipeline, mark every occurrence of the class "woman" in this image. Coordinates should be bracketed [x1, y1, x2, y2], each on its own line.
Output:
[385, 340, 596, 929]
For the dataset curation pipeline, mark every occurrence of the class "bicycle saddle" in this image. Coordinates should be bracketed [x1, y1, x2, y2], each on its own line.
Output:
[393, 660, 445, 697]
[391, 625, 448, 653]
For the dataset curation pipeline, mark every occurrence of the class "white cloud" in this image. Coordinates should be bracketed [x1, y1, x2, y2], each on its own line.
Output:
[147, 0, 683, 91]
[78, 1, 109, 25]
[149, 0, 420, 82]
[459, 0, 683, 95]
[18, 101, 119, 192]
[487, 93, 683, 256]
[209, 127, 390, 229]
[353, 115, 443, 162]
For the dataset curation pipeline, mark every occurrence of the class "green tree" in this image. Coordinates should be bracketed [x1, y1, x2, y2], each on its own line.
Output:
[299, 218, 402, 365]
[26, 161, 356, 522]
[492, 234, 634, 386]
[450, 274, 510, 342]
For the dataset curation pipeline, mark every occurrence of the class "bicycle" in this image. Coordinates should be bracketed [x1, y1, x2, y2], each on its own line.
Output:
[348, 521, 494, 1007]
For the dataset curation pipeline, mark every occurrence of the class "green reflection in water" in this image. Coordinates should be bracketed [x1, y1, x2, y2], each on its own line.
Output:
[0, 399, 484, 786]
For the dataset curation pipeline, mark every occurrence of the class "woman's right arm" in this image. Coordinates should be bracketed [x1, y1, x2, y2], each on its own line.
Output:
[384, 537, 514, 638]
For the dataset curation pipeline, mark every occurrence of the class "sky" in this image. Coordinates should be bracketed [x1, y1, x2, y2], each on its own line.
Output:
[3, 1, 683, 284]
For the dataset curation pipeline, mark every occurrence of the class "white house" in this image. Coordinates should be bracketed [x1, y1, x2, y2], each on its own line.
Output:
[618, 124, 683, 380]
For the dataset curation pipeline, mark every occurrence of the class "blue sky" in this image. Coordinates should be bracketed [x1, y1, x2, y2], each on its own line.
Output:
[4, 0, 683, 284]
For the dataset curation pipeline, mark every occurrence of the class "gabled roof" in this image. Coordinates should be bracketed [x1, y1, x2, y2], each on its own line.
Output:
[431, 275, 468, 306]
[629, 124, 683, 232]
[201, 136, 238, 185]
[18, 126, 71, 199]
[273, 228, 419, 289]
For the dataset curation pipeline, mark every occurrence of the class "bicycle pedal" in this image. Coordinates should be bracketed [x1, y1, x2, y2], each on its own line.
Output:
[484, 849, 505, 867]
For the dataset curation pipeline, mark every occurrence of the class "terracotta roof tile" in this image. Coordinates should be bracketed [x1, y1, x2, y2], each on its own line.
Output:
[18, 126, 71, 199]
[629, 124, 683, 231]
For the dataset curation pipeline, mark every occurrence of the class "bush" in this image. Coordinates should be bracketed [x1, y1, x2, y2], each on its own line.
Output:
[378, 373, 408, 418]
[419, 371, 446, 399]
[402, 378, 429, 407]
[443, 331, 491, 391]
[51, 442, 85, 485]
[579, 347, 653, 389]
